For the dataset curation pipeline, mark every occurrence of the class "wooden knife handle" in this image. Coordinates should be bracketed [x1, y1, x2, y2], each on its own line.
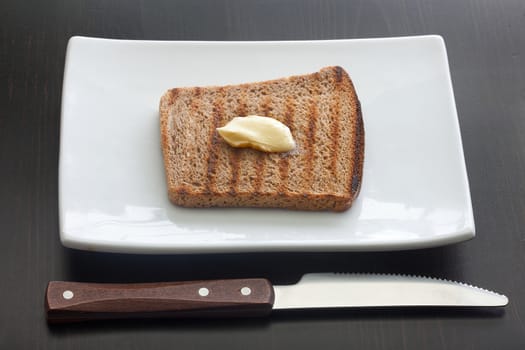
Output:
[46, 279, 274, 323]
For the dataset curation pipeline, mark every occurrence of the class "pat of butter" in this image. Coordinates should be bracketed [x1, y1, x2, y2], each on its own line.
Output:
[217, 115, 296, 153]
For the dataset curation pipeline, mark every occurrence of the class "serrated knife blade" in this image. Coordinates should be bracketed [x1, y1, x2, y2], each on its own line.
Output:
[46, 273, 507, 322]
[273, 273, 508, 309]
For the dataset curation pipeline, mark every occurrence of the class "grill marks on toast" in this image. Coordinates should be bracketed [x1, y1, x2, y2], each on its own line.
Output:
[278, 97, 295, 195]
[330, 72, 342, 179]
[188, 87, 204, 189]
[228, 149, 241, 196]
[206, 88, 226, 194]
[191, 87, 202, 107]
[228, 87, 248, 196]
[304, 76, 320, 193]
[253, 95, 272, 194]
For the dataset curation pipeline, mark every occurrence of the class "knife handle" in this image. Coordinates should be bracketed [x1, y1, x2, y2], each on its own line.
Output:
[46, 279, 274, 323]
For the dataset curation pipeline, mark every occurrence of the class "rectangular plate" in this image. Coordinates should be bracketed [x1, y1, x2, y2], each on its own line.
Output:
[59, 35, 474, 253]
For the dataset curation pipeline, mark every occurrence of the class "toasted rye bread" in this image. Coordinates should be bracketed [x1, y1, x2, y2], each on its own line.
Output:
[159, 66, 364, 211]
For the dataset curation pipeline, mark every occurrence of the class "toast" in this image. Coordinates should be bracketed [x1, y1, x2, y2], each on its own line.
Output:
[159, 66, 364, 211]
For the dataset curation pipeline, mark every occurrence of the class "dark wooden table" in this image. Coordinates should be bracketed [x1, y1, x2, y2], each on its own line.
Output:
[2, 0, 525, 348]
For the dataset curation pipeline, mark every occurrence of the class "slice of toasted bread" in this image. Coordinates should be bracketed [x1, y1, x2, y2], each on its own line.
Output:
[160, 66, 364, 211]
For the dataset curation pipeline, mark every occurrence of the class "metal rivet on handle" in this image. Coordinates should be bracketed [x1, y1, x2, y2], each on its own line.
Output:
[241, 287, 252, 296]
[198, 287, 209, 297]
[62, 290, 74, 300]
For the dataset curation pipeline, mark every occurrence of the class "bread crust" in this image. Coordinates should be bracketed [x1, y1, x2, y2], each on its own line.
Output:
[160, 66, 364, 211]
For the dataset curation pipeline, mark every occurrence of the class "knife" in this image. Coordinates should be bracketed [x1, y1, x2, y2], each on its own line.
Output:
[45, 273, 508, 322]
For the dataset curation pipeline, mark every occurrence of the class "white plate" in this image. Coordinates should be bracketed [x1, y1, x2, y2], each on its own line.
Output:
[59, 35, 474, 253]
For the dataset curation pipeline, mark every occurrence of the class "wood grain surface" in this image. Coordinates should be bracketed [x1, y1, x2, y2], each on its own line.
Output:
[46, 279, 275, 322]
[1, 0, 525, 349]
